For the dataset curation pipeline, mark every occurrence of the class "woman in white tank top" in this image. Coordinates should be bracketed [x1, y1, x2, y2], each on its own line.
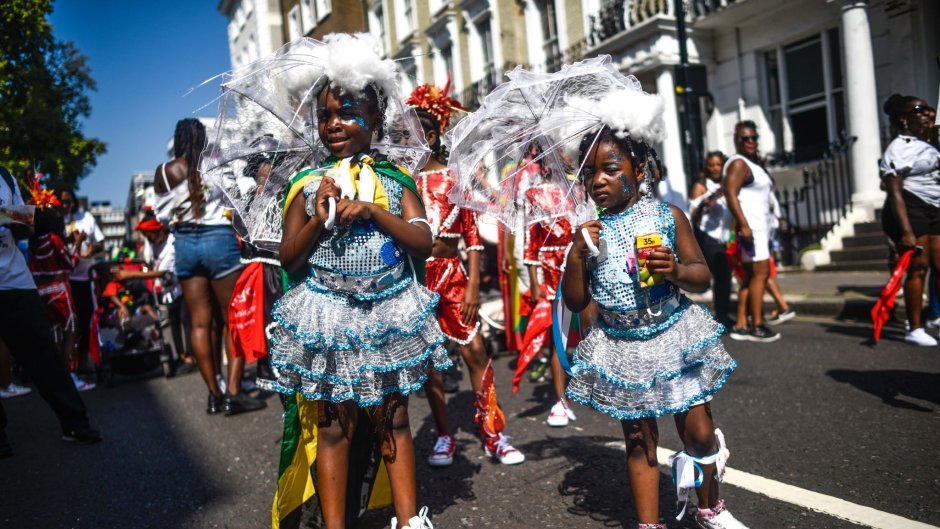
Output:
[722, 121, 779, 343]
[154, 118, 264, 415]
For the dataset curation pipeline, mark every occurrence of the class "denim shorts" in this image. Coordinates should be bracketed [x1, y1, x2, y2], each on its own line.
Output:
[173, 224, 243, 280]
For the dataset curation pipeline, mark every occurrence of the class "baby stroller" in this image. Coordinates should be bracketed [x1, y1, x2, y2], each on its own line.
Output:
[89, 261, 174, 387]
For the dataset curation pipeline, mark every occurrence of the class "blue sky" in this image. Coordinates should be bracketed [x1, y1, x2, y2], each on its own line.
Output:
[49, 0, 232, 207]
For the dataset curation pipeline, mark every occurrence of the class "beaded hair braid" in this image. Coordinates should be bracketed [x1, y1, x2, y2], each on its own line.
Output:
[174, 118, 207, 218]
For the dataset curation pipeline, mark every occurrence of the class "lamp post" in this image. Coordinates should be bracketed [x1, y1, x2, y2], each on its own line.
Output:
[673, 0, 700, 186]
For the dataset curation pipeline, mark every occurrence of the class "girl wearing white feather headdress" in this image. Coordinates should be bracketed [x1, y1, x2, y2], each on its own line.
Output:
[561, 92, 748, 529]
[249, 33, 447, 529]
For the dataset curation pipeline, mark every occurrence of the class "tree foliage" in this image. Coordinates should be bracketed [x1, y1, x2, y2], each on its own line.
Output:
[0, 0, 106, 192]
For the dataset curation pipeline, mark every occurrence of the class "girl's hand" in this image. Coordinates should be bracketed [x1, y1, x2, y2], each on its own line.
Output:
[314, 177, 340, 223]
[460, 287, 481, 325]
[530, 284, 545, 304]
[335, 199, 374, 226]
[646, 246, 677, 279]
[574, 220, 602, 256]
[738, 224, 753, 244]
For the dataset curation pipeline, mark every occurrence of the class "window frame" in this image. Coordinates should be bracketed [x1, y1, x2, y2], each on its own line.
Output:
[762, 28, 845, 162]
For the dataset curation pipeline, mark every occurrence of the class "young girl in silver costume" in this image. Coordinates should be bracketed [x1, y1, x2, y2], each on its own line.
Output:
[563, 124, 748, 529]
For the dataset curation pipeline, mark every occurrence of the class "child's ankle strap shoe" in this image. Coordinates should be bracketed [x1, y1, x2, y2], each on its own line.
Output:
[693, 499, 750, 529]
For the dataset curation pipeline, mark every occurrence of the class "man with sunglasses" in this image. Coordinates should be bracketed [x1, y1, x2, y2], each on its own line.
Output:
[722, 120, 780, 343]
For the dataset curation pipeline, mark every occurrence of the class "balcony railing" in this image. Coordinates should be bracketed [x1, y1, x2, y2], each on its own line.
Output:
[586, 0, 672, 48]
[459, 63, 499, 110]
[689, 0, 739, 19]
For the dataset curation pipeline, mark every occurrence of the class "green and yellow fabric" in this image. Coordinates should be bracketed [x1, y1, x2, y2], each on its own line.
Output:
[273, 153, 427, 528]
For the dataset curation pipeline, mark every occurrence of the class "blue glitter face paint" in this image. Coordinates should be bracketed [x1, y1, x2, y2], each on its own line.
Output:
[341, 100, 355, 108]
[352, 117, 368, 130]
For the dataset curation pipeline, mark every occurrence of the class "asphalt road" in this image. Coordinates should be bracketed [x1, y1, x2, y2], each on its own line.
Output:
[1, 317, 938, 529]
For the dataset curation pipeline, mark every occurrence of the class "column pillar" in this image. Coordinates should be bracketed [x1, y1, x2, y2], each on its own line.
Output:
[655, 66, 688, 204]
[841, 0, 883, 215]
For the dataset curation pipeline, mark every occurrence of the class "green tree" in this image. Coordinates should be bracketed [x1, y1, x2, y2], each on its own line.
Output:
[0, 0, 106, 193]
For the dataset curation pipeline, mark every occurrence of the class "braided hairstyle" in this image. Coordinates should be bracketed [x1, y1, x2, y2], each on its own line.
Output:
[174, 118, 207, 218]
[413, 107, 449, 164]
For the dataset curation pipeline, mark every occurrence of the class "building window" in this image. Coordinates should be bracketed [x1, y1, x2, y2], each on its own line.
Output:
[478, 18, 494, 81]
[399, 0, 415, 35]
[764, 28, 844, 163]
[288, 5, 302, 40]
[369, 4, 388, 54]
[301, 0, 315, 32]
[538, 0, 561, 72]
[315, 0, 331, 20]
[441, 44, 454, 78]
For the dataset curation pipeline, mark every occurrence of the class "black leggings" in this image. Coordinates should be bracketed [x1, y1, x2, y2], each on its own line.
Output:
[696, 230, 733, 322]
[0, 289, 90, 434]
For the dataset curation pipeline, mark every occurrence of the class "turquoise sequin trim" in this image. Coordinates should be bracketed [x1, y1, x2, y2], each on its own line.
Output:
[268, 356, 452, 407]
[270, 337, 450, 387]
[304, 273, 412, 302]
[598, 296, 692, 340]
[270, 289, 441, 352]
[570, 327, 733, 391]
[565, 367, 733, 421]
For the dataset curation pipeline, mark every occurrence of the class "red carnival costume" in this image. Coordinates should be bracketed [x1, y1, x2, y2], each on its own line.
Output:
[513, 184, 573, 391]
[416, 167, 485, 344]
[28, 177, 78, 334]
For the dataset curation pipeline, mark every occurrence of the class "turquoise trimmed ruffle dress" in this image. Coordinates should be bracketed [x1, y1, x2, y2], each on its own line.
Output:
[566, 200, 737, 420]
[267, 162, 450, 406]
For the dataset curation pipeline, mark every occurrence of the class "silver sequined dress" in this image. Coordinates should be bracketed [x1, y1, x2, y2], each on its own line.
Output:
[268, 168, 451, 406]
[566, 200, 737, 420]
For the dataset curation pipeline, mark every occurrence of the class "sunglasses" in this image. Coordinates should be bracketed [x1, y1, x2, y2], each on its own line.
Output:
[737, 135, 759, 143]
[907, 104, 933, 115]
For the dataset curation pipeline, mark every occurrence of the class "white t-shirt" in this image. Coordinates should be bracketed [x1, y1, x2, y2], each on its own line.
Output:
[689, 178, 731, 243]
[150, 234, 182, 303]
[0, 170, 37, 290]
[65, 209, 105, 282]
[880, 135, 940, 207]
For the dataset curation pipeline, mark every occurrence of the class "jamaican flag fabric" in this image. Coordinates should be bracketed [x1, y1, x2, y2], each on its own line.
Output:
[272, 396, 393, 528]
[275, 155, 419, 528]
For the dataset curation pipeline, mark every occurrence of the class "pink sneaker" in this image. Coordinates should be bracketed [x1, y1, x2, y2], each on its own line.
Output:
[427, 434, 455, 467]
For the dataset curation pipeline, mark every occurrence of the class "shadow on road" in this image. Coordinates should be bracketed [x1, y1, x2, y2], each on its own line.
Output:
[827, 369, 940, 411]
[518, 435, 699, 528]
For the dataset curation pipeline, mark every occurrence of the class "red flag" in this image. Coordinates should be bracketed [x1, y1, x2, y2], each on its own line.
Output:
[229, 262, 268, 363]
[871, 249, 914, 343]
[512, 287, 552, 392]
[474, 359, 505, 439]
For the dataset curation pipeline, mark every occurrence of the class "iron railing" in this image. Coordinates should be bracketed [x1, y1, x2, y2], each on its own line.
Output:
[772, 140, 855, 266]
[690, 0, 739, 19]
[459, 63, 499, 110]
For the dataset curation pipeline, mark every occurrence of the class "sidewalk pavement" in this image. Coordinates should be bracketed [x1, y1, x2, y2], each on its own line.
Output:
[687, 270, 895, 320]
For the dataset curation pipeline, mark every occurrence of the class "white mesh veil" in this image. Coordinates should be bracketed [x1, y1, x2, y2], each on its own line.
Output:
[201, 34, 429, 251]
[445, 55, 666, 230]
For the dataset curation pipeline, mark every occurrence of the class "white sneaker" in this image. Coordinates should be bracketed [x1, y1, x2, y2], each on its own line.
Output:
[694, 500, 749, 529]
[427, 434, 455, 467]
[484, 432, 525, 465]
[927, 317, 940, 329]
[391, 506, 433, 529]
[71, 373, 96, 392]
[905, 328, 938, 347]
[546, 399, 576, 427]
[0, 383, 32, 399]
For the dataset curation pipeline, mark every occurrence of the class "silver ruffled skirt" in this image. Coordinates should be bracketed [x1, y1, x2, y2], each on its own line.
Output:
[566, 301, 736, 420]
[267, 279, 450, 406]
